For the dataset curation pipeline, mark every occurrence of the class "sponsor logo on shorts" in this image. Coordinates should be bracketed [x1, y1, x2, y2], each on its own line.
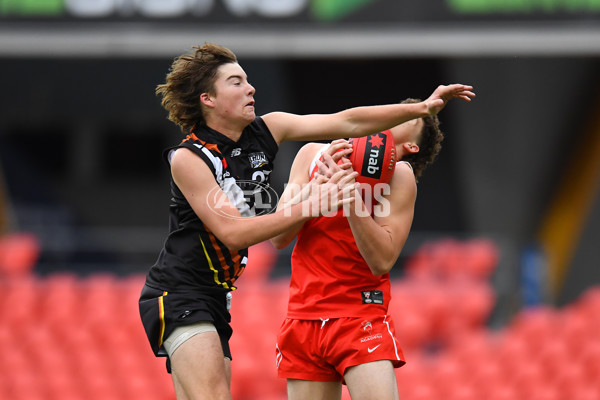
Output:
[368, 344, 381, 353]
[362, 321, 373, 335]
[360, 319, 382, 343]
[360, 334, 383, 343]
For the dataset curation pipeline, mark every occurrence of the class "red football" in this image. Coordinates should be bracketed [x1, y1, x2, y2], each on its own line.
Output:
[349, 130, 396, 187]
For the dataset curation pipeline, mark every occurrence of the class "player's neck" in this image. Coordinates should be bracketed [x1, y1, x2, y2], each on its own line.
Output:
[395, 144, 407, 159]
[205, 119, 244, 142]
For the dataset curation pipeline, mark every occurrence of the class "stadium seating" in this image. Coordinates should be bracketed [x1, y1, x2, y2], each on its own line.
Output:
[1, 238, 599, 400]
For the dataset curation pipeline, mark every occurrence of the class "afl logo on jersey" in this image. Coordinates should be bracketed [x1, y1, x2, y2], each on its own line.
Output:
[249, 152, 268, 169]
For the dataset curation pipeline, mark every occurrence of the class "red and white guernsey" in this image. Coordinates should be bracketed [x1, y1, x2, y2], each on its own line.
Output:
[286, 146, 391, 320]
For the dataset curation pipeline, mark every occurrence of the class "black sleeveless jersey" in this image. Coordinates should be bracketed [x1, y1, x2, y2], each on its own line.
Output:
[146, 117, 278, 295]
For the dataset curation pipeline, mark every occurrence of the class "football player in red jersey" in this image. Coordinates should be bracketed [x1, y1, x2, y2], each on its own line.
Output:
[270, 99, 447, 400]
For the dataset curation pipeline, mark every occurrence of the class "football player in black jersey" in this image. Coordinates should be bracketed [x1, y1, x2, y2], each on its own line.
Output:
[139, 43, 474, 400]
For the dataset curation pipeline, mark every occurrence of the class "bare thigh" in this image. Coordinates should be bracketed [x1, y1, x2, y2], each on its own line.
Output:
[344, 360, 399, 400]
[169, 331, 232, 400]
[287, 379, 342, 400]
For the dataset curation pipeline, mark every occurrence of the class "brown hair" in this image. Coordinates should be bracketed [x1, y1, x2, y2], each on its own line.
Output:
[400, 98, 444, 181]
[156, 43, 237, 132]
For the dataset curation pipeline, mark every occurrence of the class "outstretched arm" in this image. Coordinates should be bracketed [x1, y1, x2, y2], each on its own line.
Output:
[170, 147, 355, 252]
[263, 84, 475, 144]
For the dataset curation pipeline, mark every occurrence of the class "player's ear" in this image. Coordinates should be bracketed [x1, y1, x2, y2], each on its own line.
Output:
[404, 142, 420, 154]
[200, 92, 214, 108]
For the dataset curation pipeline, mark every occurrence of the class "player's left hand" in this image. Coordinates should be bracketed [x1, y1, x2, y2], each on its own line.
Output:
[425, 84, 475, 116]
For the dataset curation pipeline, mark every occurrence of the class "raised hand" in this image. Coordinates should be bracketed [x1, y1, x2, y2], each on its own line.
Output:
[425, 84, 475, 116]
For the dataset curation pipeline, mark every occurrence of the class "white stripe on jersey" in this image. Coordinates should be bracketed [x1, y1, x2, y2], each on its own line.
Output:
[308, 145, 327, 178]
[193, 144, 253, 217]
[397, 160, 413, 172]
[194, 144, 224, 184]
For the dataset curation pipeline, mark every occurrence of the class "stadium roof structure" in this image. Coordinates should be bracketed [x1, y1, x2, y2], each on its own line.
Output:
[1, 23, 600, 58]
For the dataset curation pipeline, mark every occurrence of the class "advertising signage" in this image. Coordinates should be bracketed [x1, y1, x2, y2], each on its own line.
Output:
[1, 0, 600, 24]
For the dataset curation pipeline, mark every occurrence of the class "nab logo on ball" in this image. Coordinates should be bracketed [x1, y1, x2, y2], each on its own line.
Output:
[361, 133, 386, 179]
[349, 130, 396, 187]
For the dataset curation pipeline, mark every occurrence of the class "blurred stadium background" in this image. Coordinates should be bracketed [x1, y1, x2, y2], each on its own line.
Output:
[1, 1, 600, 399]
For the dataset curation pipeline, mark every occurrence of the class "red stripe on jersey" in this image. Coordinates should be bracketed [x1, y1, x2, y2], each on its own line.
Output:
[182, 133, 221, 153]
[208, 232, 232, 280]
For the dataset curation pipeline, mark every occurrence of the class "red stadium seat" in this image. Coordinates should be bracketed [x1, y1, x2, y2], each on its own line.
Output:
[9, 370, 47, 400]
[462, 238, 499, 279]
[391, 301, 431, 350]
[438, 280, 495, 343]
[0, 232, 40, 277]
[41, 273, 81, 329]
[564, 384, 600, 400]
[3, 276, 41, 327]
[403, 381, 438, 400]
